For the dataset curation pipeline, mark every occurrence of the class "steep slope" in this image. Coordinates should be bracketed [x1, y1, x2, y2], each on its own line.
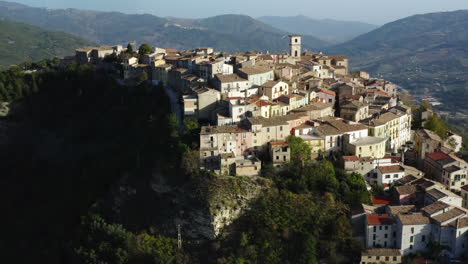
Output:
[0, 2, 329, 52]
[258, 15, 379, 43]
[0, 18, 92, 68]
[326, 10, 468, 113]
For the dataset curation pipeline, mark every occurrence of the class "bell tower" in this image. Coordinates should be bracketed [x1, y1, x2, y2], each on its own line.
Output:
[289, 35, 302, 59]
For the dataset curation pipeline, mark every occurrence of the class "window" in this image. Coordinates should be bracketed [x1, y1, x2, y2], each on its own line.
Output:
[373, 226, 376, 232]
[410, 236, 413, 243]
[385, 226, 388, 230]
[280, 126, 283, 131]
[267, 128, 270, 133]
[422, 235, 425, 242]
[373, 234, 376, 240]
[410, 245, 413, 250]
[385, 175, 390, 179]
[385, 234, 388, 238]
[295, 50, 298, 57]
[379, 226, 382, 230]
[386, 257, 389, 261]
[393, 257, 397, 261]
[394, 174, 399, 178]
[411, 227, 414, 234]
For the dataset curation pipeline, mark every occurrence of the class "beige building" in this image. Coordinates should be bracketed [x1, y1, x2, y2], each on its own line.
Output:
[340, 100, 369, 122]
[259, 80, 289, 100]
[237, 66, 274, 87]
[235, 156, 261, 176]
[462, 185, 468, 209]
[290, 102, 334, 119]
[346, 136, 387, 159]
[360, 248, 402, 264]
[269, 141, 291, 167]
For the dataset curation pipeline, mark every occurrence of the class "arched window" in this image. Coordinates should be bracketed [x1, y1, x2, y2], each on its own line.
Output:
[295, 50, 298, 57]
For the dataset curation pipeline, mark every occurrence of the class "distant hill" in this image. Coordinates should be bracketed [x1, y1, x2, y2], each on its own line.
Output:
[326, 10, 468, 113]
[0, 18, 92, 68]
[258, 15, 379, 43]
[0, 1, 329, 53]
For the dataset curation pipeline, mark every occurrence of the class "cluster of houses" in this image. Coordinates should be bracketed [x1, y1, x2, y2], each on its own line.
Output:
[73, 35, 467, 262]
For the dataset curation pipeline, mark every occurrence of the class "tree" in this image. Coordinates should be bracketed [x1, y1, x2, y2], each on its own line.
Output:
[424, 114, 448, 139]
[286, 135, 311, 165]
[126, 43, 134, 54]
[138, 44, 154, 55]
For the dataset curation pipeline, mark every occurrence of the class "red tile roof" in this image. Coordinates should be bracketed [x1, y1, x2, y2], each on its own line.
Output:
[367, 214, 394, 225]
[256, 100, 272, 107]
[271, 141, 288, 146]
[426, 152, 450, 161]
[372, 196, 393, 205]
[377, 165, 404, 174]
[319, 89, 336, 96]
[343, 156, 359, 161]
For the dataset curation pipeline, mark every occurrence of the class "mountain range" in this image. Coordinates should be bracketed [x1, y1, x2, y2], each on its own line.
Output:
[327, 10, 468, 114]
[0, 18, 92, 68]
[0, 1, 467, 118]
[258, 15, 379, 43]
[0, 1, 328, 53]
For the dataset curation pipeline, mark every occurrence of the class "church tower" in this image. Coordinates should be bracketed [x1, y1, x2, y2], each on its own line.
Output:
[289, 35, 302, 59]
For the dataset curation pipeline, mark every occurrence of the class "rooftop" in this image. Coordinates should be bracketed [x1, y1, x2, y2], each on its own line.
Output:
[421, 201, 450, 215]
[201, 125, 248, 135]
[432, 208, 466, 224]
[349, 136, 387, 146]
[372, 196, 393, 205]
[361, 248, 401, 257]
[367, 214, 394, 225]
[215, 73, 248, 83]
[398, 213, 431, 225]
[238, 66, 272, 76]
[377, 165, 404, 174]
[388, 205, 416, 215]
[395, 185, 418, 195]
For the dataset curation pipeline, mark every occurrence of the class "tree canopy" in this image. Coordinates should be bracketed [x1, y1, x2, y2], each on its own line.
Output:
[138, 44, 154, 55]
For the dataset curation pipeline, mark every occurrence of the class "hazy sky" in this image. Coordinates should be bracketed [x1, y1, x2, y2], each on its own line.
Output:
[10, 0, 468, 25]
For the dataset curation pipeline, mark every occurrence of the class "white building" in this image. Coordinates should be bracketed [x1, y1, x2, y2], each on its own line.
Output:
[375, 165, 406, 186]
[396, 213, 432, 255]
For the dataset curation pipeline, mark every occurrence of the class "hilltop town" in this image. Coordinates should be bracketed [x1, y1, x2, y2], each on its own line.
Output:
[71, 36, 468, 263]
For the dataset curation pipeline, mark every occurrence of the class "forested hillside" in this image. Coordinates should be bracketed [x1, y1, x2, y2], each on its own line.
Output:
[0, 1, 329, 53]
[326, 10, 468, 114]
[258, 15, 378, 43]
[0, 19, 92, 68]
[0, 59, 370, 263]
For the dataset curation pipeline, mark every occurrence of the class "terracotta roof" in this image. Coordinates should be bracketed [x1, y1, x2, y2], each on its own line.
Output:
[426, 152, 451, 161]
[426, 188, 461, 200]
[343, 156, 359, 161]
[318, 89, 336, 96]
[367, 214, 394, 225]
[256, 100, 273, 107]
[422, 201, 451, 215]
[271, 141, 288, 146]
[398, 213, 431, 225]
[372, 196, 393, 205]
[362, 248, 401, 257]
[377, 165, 405, 174]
